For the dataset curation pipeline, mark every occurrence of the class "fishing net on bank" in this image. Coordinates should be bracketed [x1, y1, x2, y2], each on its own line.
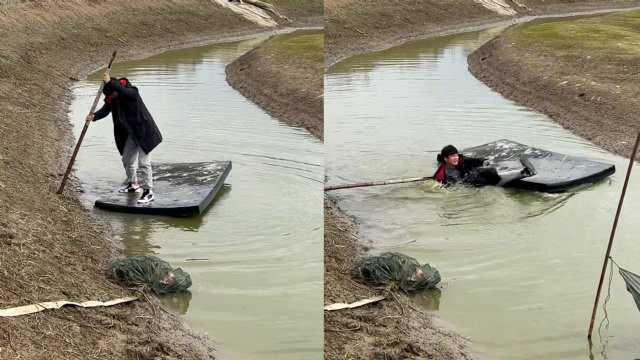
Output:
[354, 252, 441, 292]
[108, 256, 192, 295]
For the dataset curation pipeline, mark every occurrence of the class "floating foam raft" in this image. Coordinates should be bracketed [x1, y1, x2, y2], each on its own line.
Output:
[463, 139, 615, 192]
[95, 161, 231, 217]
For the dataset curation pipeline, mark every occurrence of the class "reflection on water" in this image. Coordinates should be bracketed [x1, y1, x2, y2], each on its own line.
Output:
[159, 291, 193, 315]
[326, 29, 640, 360]
[70, 33, 323, 360]
[411, 288, 442, 311]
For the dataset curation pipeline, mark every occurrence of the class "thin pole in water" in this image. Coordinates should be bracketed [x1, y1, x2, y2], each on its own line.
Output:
[324, 176, 433, 191]
[587, 131, 640, 340]
[57, 51, 117, 195]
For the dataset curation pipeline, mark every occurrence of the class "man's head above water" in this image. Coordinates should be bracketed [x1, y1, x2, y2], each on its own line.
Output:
[438, 144, 459, 167]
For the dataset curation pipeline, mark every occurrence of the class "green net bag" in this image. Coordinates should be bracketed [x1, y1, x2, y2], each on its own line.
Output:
[108, 255, 192, 295]
[354, 252, 440, 292]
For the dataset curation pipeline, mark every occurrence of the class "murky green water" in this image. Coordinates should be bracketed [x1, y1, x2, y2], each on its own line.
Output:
[70, 33, 323, 360]
[326, 29, 640, 359]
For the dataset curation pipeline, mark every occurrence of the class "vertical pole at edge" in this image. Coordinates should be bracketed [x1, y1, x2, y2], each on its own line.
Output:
[587, 131, 640, 340]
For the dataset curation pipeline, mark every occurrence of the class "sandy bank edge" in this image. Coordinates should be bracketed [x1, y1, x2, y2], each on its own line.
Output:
[468, 10, 640, 159]
[326, 1, 640, 68]
[323, 198, 474, 360]
[225, 26, 324, 140]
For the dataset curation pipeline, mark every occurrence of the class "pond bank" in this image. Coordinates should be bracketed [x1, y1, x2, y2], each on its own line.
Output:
[0, 1, 318, 358]
[226, 29, 324, 139]
[325, 0, 640, 67]
[469, 9, 640, 159]
[323, 199, 473, 360]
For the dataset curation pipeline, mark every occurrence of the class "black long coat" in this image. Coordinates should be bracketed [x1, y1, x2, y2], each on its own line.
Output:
[93, 80, 162, 155]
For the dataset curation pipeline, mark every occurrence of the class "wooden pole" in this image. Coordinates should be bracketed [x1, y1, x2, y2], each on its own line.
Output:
[324, 176, 433, 191]
[587, 131, 640, 340]
[57, 51, 117, 194]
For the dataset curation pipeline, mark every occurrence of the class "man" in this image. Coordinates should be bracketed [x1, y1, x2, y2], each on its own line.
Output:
[433, 145, 500, 186]
[86, 70, 162, 204]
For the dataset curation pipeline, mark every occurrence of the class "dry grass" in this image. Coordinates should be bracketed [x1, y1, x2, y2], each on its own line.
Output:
[469, 9, 640, 158]
[266, 0, 323, 24]
[226, 30, 324, 139]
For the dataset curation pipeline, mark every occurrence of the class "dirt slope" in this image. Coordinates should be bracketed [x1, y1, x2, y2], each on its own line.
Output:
[469, 10, 640, 158]
[269, 0, 324, 25]
[226, 29, 324, 139]
[325, 0, 640, 66]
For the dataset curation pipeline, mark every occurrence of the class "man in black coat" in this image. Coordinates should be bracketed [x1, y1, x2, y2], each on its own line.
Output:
[86, 70, 162, 204]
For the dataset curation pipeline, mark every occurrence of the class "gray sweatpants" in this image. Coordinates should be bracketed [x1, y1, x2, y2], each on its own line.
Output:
[122, 136, 153, 190]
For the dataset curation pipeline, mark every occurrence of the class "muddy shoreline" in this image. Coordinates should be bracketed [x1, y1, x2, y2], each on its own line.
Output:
[226, 28, 324, 140]
[325, 0, 640, 67]
[0, 1, 318, 358]
[323, 199, 473, 360]
[468, 10, 640, 159]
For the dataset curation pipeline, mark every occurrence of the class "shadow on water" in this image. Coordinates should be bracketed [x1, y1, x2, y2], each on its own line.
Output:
[159, 291, 193, 315]
[96, 185, 232, 256]
[71, 31, 323, 360]
[411, 288, 442, 311]
[326, 25, 640, 360]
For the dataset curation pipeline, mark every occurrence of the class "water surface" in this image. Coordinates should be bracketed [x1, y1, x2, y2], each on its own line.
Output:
[70, 33, 323, 360]
[326, 29, 640, 360]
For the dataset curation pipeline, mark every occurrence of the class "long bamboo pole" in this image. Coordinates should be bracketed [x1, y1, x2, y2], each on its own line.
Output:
[57, 51, 117, 194]
[587, 131, 640, 340]
[324, 176, 433, 191]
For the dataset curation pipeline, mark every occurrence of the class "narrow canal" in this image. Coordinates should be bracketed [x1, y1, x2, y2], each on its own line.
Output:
[326, 27, 640, 360]
[70, 32, 323, 360]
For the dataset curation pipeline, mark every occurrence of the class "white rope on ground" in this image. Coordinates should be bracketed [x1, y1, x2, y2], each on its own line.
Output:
[324, 295, 386, 311]
[0, 296, 138, 317]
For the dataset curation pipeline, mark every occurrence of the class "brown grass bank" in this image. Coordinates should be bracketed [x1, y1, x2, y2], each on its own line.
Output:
[269, 0, 324, 26]
[325, 0, 640, 66]
[0, 1, 313, 358]
[226, 29, 324, 139]
[469, 9, 640, 158]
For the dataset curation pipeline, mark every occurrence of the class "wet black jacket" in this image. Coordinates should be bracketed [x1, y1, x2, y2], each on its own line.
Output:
[93, 80, 162, 155]
[435, 155, 500, 186]
[457, 156, 486, 179]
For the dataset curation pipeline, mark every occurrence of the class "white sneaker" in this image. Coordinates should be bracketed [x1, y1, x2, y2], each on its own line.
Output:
[119, 183, 142, 193]
[137, 189, 154, 204]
